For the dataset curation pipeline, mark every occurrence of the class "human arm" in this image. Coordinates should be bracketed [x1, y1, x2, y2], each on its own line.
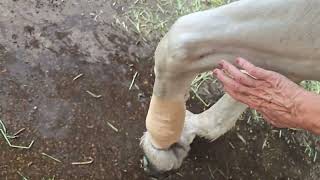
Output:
[296, 90, 320, 134]
[213, 57, 320, 134]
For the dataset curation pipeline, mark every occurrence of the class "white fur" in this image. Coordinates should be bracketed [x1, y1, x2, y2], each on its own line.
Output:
[141, 94, 247, 172]
[142, 0, 320, 173]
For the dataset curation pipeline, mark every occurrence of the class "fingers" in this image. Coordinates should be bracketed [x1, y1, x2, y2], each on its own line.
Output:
[212, 57, 299, 130]
[214, 69, 261, 108]
[236, 57, 273, 80]
[213, 69, 250, 94]
[223, 84, 248, 104]
[218, 60, 257, 87]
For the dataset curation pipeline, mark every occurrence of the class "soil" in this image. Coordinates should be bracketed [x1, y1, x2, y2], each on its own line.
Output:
[0, 0, 319, 179]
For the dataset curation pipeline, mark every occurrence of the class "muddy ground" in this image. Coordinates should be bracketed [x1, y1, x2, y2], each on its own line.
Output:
[0, 0, 320, 179]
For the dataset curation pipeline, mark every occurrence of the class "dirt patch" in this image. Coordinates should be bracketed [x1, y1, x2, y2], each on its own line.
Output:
[0, 0, 320, 179]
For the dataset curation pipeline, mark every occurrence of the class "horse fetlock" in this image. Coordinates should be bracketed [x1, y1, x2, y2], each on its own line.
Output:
[141, 132, 191, 173]
[142, 111, 200, 174]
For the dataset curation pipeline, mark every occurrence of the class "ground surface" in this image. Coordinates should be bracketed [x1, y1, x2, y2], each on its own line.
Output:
[0, 0, 320, 179]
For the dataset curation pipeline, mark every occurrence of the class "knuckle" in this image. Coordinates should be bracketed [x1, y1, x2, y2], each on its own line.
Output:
[270, 76, 282, 87]
[247, 68, 257, 76]
[235, 75, 245, 83]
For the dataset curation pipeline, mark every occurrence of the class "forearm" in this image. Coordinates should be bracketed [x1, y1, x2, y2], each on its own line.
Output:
[297, 91, 320, 134]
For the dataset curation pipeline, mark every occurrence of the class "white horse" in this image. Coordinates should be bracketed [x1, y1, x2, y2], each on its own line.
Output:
[141, 0, 320, 176]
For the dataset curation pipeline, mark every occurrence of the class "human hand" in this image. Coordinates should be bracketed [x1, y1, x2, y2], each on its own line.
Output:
[212, 57, 306, 129]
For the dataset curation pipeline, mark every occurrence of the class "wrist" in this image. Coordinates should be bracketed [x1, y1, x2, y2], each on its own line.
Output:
[295, 90, 320, 134]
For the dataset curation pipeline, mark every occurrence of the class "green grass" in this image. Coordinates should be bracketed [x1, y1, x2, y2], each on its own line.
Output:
[301, 80, 320, 94]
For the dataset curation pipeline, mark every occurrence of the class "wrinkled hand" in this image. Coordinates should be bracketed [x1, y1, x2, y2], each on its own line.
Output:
[213, 57, 305, 129]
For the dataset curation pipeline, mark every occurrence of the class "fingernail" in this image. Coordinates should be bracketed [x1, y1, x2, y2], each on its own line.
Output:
[236, 58, 241, 64]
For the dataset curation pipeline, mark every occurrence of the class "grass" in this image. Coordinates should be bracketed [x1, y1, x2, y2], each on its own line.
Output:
[118, 0, 320, 163]
[18, 171, 56, 180]
[0, 119, 34, 149]
[41, 176, 55, 180]
[118, 0, 320, 108]
[116, 0, 227, 42]
[301, 80, 320, 94]
[17, 171, 29, 180]
[41, 152, 62, 163]
[116, 0, 228, 106]
[304, 140, 318, 162]
[301, 80, 320, 161]
[191, 72, 217, 107]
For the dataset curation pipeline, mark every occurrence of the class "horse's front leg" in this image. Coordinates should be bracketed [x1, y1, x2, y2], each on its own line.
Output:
[140, 33, 247, 175]
[141, 0, 320, 175]
[140, 34, 198, 176]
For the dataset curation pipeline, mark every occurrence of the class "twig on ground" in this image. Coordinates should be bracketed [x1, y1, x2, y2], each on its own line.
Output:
[86, 90, 102, 98]
[17, 171, 29, 180]
[72, 157, 94, 165]
[72, 73, 83, 81]
[13, 128, 26, 137]
[262, 137, 268, 150]
[107, 122, 119, 132]
[228, 142, 235, 149]
[129, 72, 139, 90]
[208, 165, 215, 180]
[41, 153, 62, 163]
[236, 133, 247, 145]
[247, 116, 252, 124]
[176, 172, 183, 177]
[279, 130, 282, 138]
[217, 169, 228, 179]
[289, 128, 301, 131]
